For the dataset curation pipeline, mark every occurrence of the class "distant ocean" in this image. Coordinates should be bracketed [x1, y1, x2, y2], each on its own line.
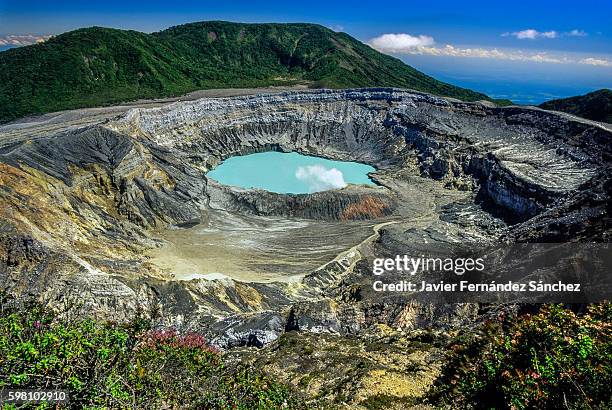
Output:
[426, 75, 605, 105]
[405, 54, 611, 105]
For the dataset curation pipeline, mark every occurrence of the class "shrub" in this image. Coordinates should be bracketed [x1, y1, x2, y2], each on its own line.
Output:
[0, 292, 302, 409]
[431, 304, 612, 409]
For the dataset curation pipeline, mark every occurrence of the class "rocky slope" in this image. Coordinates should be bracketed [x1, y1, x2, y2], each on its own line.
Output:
[1, 89, 610, 401]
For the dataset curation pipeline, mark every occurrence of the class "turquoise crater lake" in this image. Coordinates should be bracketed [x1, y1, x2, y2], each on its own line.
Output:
[207, 152, 376, 194]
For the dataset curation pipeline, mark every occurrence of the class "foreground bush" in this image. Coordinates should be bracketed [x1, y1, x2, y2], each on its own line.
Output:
[0, 293, 301, 409]
[432, 304, 612, 409]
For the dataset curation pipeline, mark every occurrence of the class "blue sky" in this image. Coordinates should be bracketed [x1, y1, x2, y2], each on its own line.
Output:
[1, 0, 610, 103]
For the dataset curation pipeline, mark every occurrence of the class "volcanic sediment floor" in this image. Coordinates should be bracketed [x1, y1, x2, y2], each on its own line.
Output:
[148, 209, 379, 283]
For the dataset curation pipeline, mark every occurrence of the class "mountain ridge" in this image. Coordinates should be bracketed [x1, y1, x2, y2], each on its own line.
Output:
[539, 89, 612, 123]
[0, 21, 504, 123]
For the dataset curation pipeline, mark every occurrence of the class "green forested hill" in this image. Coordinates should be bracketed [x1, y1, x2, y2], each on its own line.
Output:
[539, 89, 612, 123]
[0, 21, 494, 123]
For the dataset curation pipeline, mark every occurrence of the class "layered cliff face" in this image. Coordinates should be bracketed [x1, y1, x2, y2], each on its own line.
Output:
[0, 89, 610, 346]
[109, 89, 605, 219]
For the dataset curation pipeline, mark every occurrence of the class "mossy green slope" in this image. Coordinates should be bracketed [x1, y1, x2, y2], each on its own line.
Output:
[0, 21, 493, 123]
[539, 89, 612, 123]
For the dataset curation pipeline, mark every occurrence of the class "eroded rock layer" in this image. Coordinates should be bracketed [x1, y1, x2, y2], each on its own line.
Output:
[0, 88, 610, 348]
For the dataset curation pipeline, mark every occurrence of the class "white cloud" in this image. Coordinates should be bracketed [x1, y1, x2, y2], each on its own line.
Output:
[0, 34, 52, 46]
[295, 165, 347, 192]
[502, 29, 558, 39]
[410, 45, 612, 67]
[369, 33, 612, 68]
[369, 33, 435, 53]
[567, 29, 588, 37]
[502, 29, 589, 39]
[579, 57, 612, 67]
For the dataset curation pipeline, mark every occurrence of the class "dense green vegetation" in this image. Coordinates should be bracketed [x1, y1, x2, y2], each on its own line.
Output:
[431, 304, 612, 409]
[0, 21, 496, 123]
[1, 290, 610, 409]
[539, 89, 612, 123]
[0, 292, 303, 409]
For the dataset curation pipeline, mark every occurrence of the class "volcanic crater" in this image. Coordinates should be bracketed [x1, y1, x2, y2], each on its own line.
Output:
[0, 88, 610, 347]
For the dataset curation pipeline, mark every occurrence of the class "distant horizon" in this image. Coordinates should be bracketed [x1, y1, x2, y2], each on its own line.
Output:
[2, 0, 610, 104]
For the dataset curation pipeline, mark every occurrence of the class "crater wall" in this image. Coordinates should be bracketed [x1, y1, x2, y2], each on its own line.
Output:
[110, 88, 607, 220]
[0, 88, 610, 339]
